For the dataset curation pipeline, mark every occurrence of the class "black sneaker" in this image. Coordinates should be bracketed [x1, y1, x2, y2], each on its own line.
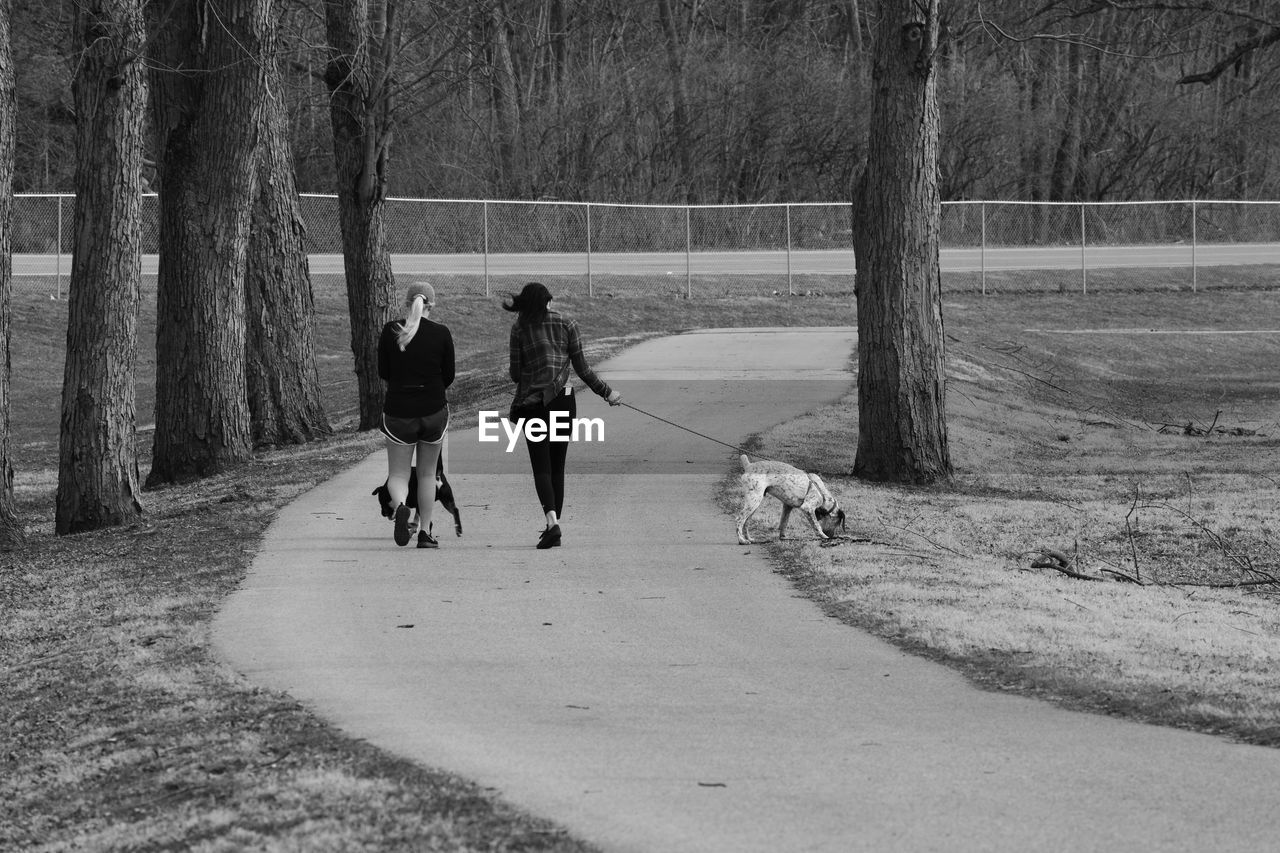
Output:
[536, 524, 561, 549]
[417, 530, 439, 549]
[393, 503, 412, 547]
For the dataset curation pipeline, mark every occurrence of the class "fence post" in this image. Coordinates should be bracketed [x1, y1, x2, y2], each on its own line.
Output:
[980, 201, 987, 296]
[785, 204, 794, 296]
[56, 195, 65, 300]
[586, 202, 593, 298]
[685, 206, 692, 299]
[482, 200, 490, 298]
[1080, 202, 1087, 295]
[1191, 199, 1198, 293]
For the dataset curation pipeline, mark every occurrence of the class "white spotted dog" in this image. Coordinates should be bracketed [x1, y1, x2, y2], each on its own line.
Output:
[735, 454, 847, 545]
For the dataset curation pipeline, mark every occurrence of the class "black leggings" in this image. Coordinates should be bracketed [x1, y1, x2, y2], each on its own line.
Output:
[518, 392, 577, 517]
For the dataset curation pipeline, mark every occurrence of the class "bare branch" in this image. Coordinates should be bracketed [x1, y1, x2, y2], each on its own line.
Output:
[1138, 501, 1280, 588]
[1178, 25, 1280, 85]
[1099, 567, 1145, 584]
[877, 516, 971, 558]
[1030, 555, 1106, 581]
[1123, 486, 1142, 583]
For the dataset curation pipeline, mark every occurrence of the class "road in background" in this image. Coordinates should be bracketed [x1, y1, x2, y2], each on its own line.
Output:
[13, 242, 1280, 280]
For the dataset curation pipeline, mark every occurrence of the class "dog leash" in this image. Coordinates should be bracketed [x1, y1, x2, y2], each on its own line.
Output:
[620, 401, 765, 460]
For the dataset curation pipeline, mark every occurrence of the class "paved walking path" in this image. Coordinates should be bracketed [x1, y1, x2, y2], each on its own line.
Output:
[215, 328, 1280, 852]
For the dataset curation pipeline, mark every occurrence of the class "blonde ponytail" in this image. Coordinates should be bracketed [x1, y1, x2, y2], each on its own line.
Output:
[397, 295, 427, 350]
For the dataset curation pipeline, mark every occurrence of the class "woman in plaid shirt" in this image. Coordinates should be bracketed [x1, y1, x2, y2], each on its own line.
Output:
[505, 282, 622, 549]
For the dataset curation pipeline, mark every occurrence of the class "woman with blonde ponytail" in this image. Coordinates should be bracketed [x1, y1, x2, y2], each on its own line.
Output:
[396, 288, 427, 349]
[377, 281, 455, 549]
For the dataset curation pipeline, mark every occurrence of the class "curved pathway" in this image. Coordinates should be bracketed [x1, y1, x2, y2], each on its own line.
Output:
[215, 328, 1280, 852]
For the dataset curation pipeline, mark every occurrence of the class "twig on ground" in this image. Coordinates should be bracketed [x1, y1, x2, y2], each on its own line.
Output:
[1099, 568, 1144, 584]
[877, 516, 971, 558]
[1138, 500, 1280, 589]
[1124, 486, 1142, 583]
[818, 535, 877, 548]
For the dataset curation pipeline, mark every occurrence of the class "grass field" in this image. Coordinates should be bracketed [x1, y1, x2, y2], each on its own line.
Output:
[4, 276, 1280, 849]
[742, 289, 1280, 745]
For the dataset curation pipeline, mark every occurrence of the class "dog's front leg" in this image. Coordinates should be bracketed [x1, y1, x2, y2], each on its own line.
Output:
[803, 509, 831, 540]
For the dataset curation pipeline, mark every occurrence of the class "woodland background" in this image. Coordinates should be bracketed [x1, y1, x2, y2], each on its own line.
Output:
[9, 0, 1280, 206]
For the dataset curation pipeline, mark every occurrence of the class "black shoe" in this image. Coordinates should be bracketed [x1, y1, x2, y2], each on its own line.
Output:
[393, 503, 412, 547]
[417, 530, 439, 549]
[537, 524, 561, 549]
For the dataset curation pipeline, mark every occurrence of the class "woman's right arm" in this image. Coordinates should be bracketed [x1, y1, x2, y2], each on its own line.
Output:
[565, 320, 613, 400]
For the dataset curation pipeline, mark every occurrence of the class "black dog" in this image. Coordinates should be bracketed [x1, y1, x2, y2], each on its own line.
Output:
[372, 458, 463, 536]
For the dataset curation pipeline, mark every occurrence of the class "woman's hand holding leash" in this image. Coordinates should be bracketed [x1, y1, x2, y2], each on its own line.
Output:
[607, 390, 623, 406]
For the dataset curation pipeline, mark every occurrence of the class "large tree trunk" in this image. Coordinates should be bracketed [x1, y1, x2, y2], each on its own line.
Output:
[324, 0, 396, 431]
[852, 0, 950, 484]
[145, 0, 267, 485]
[0, 0, 22, 550]
[246, 15, 332, 448]
[57, 0, 146, 534]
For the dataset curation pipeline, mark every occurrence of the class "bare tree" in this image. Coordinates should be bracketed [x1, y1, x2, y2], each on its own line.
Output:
[323, 0, 398, 431]
[974, 1, 1280, 199]
[0, 0, 22, 550]
[56, 0, 146, 533]
[852, 0, 951, 484]
[1052, 1, 1280, 87]
[145, 0, 268, 485]
[246, 9, 332, 448]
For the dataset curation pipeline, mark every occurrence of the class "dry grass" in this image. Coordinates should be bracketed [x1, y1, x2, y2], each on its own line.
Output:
[4, 434, 607, 852]
[742, 289, 1280, 746]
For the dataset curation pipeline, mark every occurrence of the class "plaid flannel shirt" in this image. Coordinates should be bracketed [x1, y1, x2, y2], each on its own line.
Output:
[509, 311, 612, 409]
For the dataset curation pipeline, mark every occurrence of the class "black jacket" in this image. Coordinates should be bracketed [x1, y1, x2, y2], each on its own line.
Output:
[378, 318, 455, 417]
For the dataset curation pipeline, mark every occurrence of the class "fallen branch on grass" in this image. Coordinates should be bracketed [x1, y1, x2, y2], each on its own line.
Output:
[818, 535, 877, 548]
[1099, 567, 1144, 585]
[1027, 547, 1107, 581]
[1137, 500, 1280, 591]
[1154, 410, 1264, 437]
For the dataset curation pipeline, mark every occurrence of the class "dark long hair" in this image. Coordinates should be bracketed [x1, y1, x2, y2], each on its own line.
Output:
[503, 282, 552, 326]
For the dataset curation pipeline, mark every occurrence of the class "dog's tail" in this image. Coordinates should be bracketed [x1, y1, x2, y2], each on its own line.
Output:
[739, 453, 751, 471]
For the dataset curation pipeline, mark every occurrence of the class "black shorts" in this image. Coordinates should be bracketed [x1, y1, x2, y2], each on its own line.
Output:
[381, 406, 449, 446]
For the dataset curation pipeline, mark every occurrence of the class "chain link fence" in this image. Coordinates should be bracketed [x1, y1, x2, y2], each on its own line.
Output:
[11, 194, 1280, 298]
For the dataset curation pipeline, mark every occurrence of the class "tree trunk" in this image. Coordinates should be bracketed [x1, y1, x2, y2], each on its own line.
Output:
[145, 0, 267, 486]
[57, 0, 146, 533]
[847, 0, 865, 63]
[548, 0, 567, 96]
[657, 0, 696, 202]
[0, 0, 22, 550]
[324, 0, 396, 432]
[246, 14, 332, 448]
[487, 1, 524, 195]
[852, 0, 950, 484]
[1049, 39, 1084, 201]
